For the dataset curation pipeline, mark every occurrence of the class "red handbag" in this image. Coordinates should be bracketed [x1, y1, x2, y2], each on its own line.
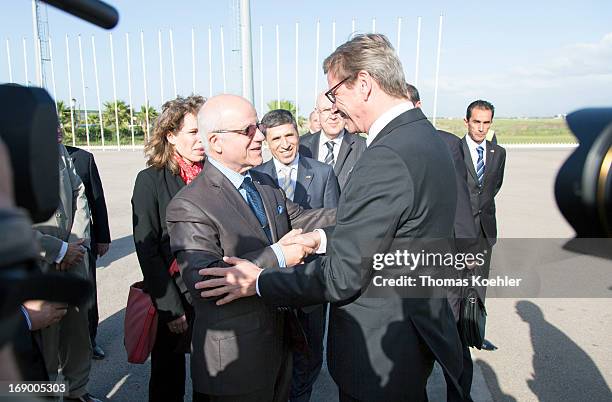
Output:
[124, 281, 158, 364]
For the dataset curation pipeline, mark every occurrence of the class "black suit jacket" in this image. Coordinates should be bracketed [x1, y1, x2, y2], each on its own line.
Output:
[299, 130, 366, 191]
[254, 156, 340, 209]
[461, 137, 506, 246]
[131, 166, 189, 323]
[166, 161, 335, 396]
[65, 146, 111, 253]
[259, 108, 463, 401]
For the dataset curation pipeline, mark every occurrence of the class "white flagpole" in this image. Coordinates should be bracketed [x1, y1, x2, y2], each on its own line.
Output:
[78, 35, 90, 147]
[65, 34, 76, 146]
[259, 25, 263, 114]
[169, 29, 177, 98]
[48, 37, 58, 111]
[414, 16, 422, 87]
[31, 0, 42, 86]
[125, 32, 136, 149]
[275, 24, 280, 109]
[295, 21, 299, 120]
[351, 18, 355, 35]
[332, 20, 336, 49]
[91, 35, 105, 149]
[140, 31, 150, 141]
[110, 33, 120, 149]
[314, 20, 320, 101]
[5, 39, 13, 83]
[396, 17, 402, 57]
[191, 28, 196, 94]
[22, 38, 29, 86]
[220, 26, 227, 93]
[158, 30, 163, 104]
[208, 26, 213, 97]
[372, 17, 376, 33]
[432, 14, 443, 127]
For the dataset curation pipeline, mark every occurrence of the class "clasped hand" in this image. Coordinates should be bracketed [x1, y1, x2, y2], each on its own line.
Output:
[195, 229, 321, 306]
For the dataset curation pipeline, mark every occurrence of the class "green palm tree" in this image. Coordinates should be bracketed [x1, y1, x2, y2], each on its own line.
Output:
[102, 100, 131, 131]
[266, 99, 307, 132]
[56, 100, 73, 134]
[135, 105, 159, 139]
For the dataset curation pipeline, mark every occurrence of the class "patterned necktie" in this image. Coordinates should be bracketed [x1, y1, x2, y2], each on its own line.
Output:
[241, 176, 272, 243]
[476, 145, 485, 185]
[324, 141, 335, 166]
[280, 166, 294, 201]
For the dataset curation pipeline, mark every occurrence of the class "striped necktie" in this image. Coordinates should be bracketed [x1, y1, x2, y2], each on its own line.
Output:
[324, 141, 335, 166]
[476, 145, 485, 185]
[279, 166, 294, 201]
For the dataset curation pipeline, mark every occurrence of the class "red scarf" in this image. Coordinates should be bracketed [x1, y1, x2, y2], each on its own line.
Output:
[174, 153, 203, 184]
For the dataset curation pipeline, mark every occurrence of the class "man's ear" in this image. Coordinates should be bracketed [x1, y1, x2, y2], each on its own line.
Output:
[463, 117, 469, 128]
[356, 70, 373, 101]
[209, 133, 223, 153]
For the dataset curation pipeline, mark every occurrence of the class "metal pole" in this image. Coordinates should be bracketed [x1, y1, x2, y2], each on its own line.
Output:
[110, 33, 120, 149]
[23, 38, 29, 86]
[259, 25, 263, 114]
[275, 24, 280, 109]
[314, 20, 320, 100]
[5, 39, 13, 83]
[432, 14, 443, 127]
[295, 21, 299, 120]
[372, 17, 376, 33]
[220, 26, 227, 93]
[140, 31, 150, 141]
[332, 20, 336, 49]
[191, 28, 196, 94]
[65, 34, 75, 146]
[125, 32, 136, 149]
[208, 26, 213, 97]
[78, 35, 90, 147]
[414, 16, 422, 87]
[351, 18, 355, 35]
[31, 0, 42, 86]
[48, 36, 57, 111]
[169, 29, 177, 98]
[91, 35, 105, 149]
[396, 17, 402, 57]
[240, 0, 254, 103]
[158, 30, 163, 104]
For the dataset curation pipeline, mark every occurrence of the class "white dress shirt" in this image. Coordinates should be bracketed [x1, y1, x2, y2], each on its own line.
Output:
[465, 134, 487, 172]
[317, 130, 345, 163]
[272, 155, 299, 201]
[366, 102, 414, 147]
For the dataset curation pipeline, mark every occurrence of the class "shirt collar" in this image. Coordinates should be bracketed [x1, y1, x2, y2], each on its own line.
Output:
[321, 129, 344, 145]
[207, 156, 251, 190]
[272, 154, 299, 173]
[366, 102, 414, 147]
[465, 134, 486, 151]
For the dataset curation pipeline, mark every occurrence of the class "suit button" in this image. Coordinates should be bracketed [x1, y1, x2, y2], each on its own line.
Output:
[478, 209, 482, 214]
[478, 190, 483, 195]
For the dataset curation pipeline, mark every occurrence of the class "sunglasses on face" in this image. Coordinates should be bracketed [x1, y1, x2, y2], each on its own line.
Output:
[213, 122, 266, 139]
[325, 76, 351, 104]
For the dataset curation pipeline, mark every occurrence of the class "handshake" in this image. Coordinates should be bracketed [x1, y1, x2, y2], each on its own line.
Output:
[277, 228, 323, 267]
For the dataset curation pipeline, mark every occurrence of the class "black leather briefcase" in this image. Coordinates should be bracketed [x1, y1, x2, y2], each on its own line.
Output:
[459, 287, 487, 349]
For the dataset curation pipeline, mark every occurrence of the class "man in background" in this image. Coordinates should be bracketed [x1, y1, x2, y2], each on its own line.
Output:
[254, 109, 339, 402]
[65, 145, 111, 360]
[307, 110, 321, 134]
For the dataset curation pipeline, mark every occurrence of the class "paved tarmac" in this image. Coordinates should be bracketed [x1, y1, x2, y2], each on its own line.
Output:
[84, 147, 611, 401]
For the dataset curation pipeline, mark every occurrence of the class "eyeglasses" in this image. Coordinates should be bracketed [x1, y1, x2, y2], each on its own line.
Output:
[212, 122, 266, 139]
[325, 76, 351, 104]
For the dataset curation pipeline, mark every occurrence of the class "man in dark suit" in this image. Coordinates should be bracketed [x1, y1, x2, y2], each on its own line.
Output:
[306, 110, 321, 134]
[166, 94, 335, 402]
[65, 145, 111, 360]
[254, 109, 339, 402]
[198, 34, 464, 402]
[299, 93, 366, 190]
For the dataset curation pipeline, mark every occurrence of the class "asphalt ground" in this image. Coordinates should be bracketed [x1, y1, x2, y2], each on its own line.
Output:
[84, 147, 611, 401]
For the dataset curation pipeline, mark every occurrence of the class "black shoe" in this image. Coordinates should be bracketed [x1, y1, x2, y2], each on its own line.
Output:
[92, 345, 105, 360]
[65, 393, 102, 402]
[481, 339, 498, 351]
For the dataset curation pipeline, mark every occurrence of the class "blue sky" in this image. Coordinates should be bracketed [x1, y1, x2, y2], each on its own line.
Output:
[1, 0, 611, 118]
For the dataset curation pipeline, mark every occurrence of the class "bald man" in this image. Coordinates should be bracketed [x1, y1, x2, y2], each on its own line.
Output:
[299, 93, 366, 190]
[307, 111, 321, 134]
[166, 94, 335, 402]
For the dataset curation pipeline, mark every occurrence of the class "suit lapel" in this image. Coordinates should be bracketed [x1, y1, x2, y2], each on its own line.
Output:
[294, 158, 313, 206]
[259, 160, 278, 182]
[164, 166, 185, 197]
[334, 130, 352, 175]
[311, 133, 321, 160]
[483, 140, 497, 185]
[461, 137, 478, 183]
[368, 108, 428, 148]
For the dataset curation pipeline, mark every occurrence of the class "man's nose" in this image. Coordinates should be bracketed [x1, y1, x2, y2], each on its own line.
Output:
[478, 123, 484, 132]
[254, 128, 265, 141]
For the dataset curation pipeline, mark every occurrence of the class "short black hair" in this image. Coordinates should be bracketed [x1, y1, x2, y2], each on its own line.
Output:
[261, 109, 298, 134]
[406, 83, 420, 105]
[466, 100, 495, 120]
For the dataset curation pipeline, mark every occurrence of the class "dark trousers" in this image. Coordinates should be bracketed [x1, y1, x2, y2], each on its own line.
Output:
[289, 304, 326, 402]
[87, 251, 99, 347]
[149, 318, 187, 402]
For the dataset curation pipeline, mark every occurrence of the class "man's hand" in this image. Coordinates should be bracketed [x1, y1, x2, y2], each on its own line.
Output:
[276, 229, 320, 267]
[167, 314, 188, 334]
[196, 256, 262, 306]
[58, 239, 86, 271]
[23, 300, 68, 331]
[97, 242, 110, 258]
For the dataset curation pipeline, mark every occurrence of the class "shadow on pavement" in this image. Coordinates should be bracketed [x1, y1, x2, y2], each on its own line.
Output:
[476, 359, 517, 402]
[97, 235, 135, 268]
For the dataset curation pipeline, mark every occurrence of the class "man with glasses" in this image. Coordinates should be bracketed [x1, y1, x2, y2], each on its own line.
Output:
[197, 35, 464, 402]
[299, 93, 366, 191]
[166, 94, 335, 402]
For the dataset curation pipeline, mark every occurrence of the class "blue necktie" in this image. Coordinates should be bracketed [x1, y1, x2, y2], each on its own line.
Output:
[476, 145, 485, 186]
[241, 176, 272, 243]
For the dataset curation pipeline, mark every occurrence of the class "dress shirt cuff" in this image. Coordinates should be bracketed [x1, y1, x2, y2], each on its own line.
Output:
[55, 241, 68, 263]
[314, 229, 327, 254]
[270, 243, 286, 268]
[255, 269, 263, 297]
[20, 305, 32, 330]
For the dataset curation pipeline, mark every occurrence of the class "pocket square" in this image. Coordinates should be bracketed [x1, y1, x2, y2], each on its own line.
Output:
[277, 205, 284, 214]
